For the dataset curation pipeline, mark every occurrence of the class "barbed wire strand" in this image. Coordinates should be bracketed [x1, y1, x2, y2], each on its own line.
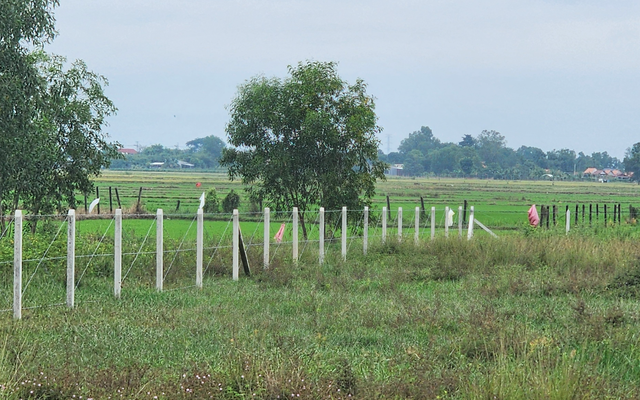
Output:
[22, 217, 68, 297]
[122, 217, 157, 282]
[76, 218, 115, 289]
[164, 214, 197, 280]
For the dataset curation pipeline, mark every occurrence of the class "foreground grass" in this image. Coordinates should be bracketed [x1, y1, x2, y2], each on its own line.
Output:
[2, 233, 640, 399]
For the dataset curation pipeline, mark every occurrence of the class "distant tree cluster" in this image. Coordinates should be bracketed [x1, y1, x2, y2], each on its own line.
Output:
[109, 135, 226, 169]
[381, 126, 623, 180]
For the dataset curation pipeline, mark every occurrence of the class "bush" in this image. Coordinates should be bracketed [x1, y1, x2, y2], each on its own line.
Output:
[222, 190, 240, 213]
[203, 188, 220, 213]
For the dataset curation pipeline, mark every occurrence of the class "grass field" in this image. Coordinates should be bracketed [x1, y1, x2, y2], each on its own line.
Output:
[1, 172, 640, 398]
[89, 171, 640, 229]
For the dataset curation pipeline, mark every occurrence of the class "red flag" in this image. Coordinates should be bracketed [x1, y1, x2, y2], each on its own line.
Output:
[528, 204, 539, 227]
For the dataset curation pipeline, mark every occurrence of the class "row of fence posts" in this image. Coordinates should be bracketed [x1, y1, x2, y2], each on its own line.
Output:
[539, 203, 623, 229]
[83, 186, 144, 214]
[11, 205, 481, 319]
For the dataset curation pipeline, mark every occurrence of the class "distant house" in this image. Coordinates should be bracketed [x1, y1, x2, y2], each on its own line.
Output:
[118, 148, 138, 155]
[583, 167, 631, 181]
[150, 162, 165, 168]
[386, 164, 404, 176]
[177, 160, 195, 168]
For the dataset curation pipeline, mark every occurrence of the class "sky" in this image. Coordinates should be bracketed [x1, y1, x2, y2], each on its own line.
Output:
[46, 0, 640, 159]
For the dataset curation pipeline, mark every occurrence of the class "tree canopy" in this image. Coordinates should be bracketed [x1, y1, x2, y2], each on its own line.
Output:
[1, 0, 119, 223]
[220, 61, 386, 237]
[624, 143, 640, 183]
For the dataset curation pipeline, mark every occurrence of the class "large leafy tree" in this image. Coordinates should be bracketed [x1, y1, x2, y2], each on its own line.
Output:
[220, 61, 386, 238]
[1, 0, 119, 226]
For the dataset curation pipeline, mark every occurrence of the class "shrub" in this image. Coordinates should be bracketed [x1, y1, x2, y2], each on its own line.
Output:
[222, 190, 240, 213]
[203, 188, 220, 213]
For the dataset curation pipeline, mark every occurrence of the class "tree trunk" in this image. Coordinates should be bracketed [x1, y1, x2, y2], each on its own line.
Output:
[299, 211, 308, 240]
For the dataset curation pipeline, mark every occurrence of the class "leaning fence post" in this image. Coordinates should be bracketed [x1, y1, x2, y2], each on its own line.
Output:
[566, 208, 570, 234]
[363, 206, 369, 255]
[233, 209, 239, 281]
[14, 210, 22, 320]
[156, 208, 163, 291]
[467, 206, 475, 240]
[382, 206, 387, 243]
[67, 209, 75, 308]
[397, 207, 403, 242]
[114, 209, 122, 299]
[430, 207, 435, 240]
[196, 208, 203, 288]
[414, 207, 420, 245]
[444, 206, 450, 238]
[342, 207, 347, 260]
[264, 207, 270, 269]
[458, 206, 463, 238]
[292, 207, 299, 262]
[319, 207, 325, 264]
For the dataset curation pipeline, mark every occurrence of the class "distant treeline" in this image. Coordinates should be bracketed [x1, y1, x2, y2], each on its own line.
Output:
[379, 127, 623, 180]
[110, 128, 625, 181]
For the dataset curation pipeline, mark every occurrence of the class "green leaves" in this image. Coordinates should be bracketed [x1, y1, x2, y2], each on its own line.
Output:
[221, 61, 386, 237]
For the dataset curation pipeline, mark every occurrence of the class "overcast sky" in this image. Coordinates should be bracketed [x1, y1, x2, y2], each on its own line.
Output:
[46, 0, 640, 158]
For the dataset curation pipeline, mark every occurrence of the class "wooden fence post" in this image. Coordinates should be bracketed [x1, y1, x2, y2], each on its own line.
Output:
[589, 204, 592, 226]
[156, 208, 163, 291]
[264, 207, 270, 269]
[115, 188, 122, 209]
[67, 209, 75, 308]
[463, 200, 468, 225]
[114, 209, 122, 298]
[109, 187, 113, 214]
[14, 210, 22, 320]
[553, 205, 557, 226]
[575, 204, 578, 225]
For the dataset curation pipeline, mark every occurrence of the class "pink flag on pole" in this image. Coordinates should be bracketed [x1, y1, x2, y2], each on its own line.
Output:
[274, 224, 286, 243]
[528, 204, 539, 227]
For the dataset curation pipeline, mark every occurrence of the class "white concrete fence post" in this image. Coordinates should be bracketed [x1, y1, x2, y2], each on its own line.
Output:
[363, 206, 368, 255]
[467, 206, 475, 240]
[263, 207, 270, 269]
[156, 208, 163, 291]
[382, 206, 387, 243]
[566, 209, 570, 234]
[444, 206, 450, 238]
[196, 208, 203, 288]
[431, 207, 436, 240]
[342, 206, 347, 260]
[292, 207, 299, 262]
[319, 207, 325, 264]
[458, 206, 463, 238]
[233, 209, 239, 281]
[14, 210, 22, 320]
[67, 209, 75, 308]
[397, 207, 403, 242]
[414, 207, 420, 245]
[114, 209, 122, 299]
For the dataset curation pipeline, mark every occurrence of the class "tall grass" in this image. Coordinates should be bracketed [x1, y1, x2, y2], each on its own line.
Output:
[1, 233, 640, 398]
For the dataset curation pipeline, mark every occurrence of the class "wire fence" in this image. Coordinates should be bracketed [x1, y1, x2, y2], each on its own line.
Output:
[0, 201, 633, 318]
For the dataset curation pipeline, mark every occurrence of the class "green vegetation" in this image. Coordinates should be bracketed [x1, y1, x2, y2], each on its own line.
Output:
[2, 234, 640, 398]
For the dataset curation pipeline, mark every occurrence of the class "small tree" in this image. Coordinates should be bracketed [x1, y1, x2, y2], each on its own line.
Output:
[220, 61, 387, 238]
[222, 190, 240, 213]
[203, 188, 220, 213]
